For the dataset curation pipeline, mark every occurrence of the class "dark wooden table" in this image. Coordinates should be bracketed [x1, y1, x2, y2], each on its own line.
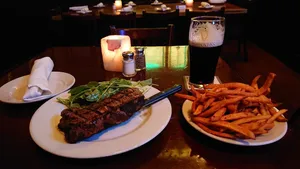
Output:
[1, 46, 299, 169]
[63, 2, 247, 18]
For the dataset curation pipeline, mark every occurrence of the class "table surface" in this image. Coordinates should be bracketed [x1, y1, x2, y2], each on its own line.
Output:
[1, 46, 299, 169]
[63, 2, 247, 18]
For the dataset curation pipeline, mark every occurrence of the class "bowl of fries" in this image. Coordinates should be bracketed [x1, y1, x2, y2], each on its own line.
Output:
[177, 73, 288, 146]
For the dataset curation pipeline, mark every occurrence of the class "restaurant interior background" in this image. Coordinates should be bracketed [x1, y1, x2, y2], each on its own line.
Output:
[1, 0, 298, 75]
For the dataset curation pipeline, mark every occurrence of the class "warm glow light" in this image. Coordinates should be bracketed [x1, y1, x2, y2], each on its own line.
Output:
[101, 35, 131, 72]
[168, 46, 188, 69]
[185, 0, 194, 7]
[144, 47, 165, 69]
[115, 0, 122, 10]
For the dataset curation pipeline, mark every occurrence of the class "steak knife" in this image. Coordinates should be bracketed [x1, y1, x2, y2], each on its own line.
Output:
[143, 84, 182, 108]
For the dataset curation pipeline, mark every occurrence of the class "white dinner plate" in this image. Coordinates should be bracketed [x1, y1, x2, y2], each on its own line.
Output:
[182, 100, 288, 146]
[117, 9, 134, 13]
[0, 71, 75, 104]
[155, 7, 171, 11]
[151, 2, 163, 6]
[76, 10, 92, 14]
[198, 5, 215, 9]
[29, 86, 172, 158]
[94, 5, 105, 8]
[125, 3, 136, 6]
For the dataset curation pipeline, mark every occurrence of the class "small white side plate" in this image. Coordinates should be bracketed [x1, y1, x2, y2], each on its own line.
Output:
[76, 10, 92, 14]
[124, 4, 136, 6]
[198, 5, 215, 9]
[151, 2, 163, 6]
[0, 71, 75, 104]
[155, 7, 171, 11]
[117, 9, 134, 13]
[94, 5, 105, 8]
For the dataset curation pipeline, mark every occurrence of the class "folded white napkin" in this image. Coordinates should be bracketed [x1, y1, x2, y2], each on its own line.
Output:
[201, 2, 211, 8]
[128, 1, 136, 6]
[23, 57, 54, 101]
[69, 5, 89, 11]
[94, 2, 104, 7]
[76, 7, 92, 14]
[122, 6, 133, 12]
[161, 4, 167, 11]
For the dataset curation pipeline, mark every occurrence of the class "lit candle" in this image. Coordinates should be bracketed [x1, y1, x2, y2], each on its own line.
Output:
[185, 0, 194, 7]
[114, 0, 122, 10]
[101, 35, 131, 72]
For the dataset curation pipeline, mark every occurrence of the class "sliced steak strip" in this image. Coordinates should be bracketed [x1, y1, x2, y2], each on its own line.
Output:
[58, 108, 104, 143]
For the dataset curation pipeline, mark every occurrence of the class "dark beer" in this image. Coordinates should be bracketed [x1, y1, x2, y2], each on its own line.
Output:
[188, 16, 225, 86]
[189, 44, 222, 84]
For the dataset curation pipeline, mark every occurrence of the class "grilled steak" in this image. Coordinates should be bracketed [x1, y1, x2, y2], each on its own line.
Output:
[58, 88, 145, 143]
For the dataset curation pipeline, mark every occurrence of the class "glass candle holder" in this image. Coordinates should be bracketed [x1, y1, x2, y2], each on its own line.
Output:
[115, 0, 122, 10]
[101, 35, 131, 72]
[185, 0, 194, 7]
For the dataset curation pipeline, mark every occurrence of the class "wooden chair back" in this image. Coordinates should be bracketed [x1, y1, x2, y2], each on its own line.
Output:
[96, 11, 137, 45]
[99, 11, 136, 28]
[142, 9, 179, 27]
[110, 24, 174, 46]
[186, 7, 225, 19]
[62, 14, 97, 46]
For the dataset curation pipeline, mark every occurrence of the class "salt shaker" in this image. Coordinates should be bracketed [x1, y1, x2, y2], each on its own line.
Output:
[122, 51, 136, 77]
[134, 47, 146, 71]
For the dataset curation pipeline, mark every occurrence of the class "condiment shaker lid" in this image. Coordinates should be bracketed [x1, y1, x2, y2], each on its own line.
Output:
[134, 47, 144, 53]
[122, 51, 134, 60]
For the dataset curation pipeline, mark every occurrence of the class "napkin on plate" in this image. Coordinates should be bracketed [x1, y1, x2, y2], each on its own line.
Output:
[153, 0, 160, 4]
[122, 6, 133, 12]
[23, 57, 54, 101]
[200, 2, 211, 8]
[76, 6, 92, 14]
[128, 1, 136, 6]
[69, 5, 89, 11]
[94, 2, 105, 7]
[161, 4, 167, 11]
[152, 0, 162, 5]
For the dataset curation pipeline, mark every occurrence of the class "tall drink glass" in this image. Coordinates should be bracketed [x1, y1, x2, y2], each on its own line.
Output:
[188, 16, 225, 88]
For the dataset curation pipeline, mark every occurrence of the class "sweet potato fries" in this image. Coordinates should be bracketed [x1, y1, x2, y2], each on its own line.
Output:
[175, 72, 287, 140]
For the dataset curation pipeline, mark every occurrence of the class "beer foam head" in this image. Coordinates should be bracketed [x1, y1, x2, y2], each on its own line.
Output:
[189, 22, 224, 48]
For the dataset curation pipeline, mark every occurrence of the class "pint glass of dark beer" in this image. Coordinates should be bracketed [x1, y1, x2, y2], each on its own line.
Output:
[188, 16, 225, 87]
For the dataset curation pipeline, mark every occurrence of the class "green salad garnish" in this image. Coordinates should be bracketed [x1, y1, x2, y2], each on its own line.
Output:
[57, 78, 153, 108]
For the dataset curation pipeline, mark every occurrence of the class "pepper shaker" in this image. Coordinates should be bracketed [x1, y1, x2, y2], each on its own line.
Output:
[134, 47, 146, 71]
[122, 51, 136, 77]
